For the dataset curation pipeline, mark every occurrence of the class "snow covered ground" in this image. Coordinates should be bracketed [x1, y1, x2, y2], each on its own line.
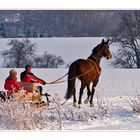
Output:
[0, 68, 140, 130]
[0, 36, 139, 130]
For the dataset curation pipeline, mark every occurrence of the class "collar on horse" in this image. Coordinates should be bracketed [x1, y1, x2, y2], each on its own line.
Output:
[87, 55, 101, 75]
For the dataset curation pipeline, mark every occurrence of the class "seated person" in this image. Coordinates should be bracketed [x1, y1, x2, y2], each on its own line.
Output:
[20, 65, 47, 95]
[4, 69, 22, 98]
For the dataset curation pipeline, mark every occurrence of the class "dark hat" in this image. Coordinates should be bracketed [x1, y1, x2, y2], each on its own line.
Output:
[25, 65, 32, 70]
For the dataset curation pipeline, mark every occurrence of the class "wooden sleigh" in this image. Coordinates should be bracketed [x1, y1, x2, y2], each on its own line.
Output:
[13, 82, 40, 102]
[12, 82, 50, 108]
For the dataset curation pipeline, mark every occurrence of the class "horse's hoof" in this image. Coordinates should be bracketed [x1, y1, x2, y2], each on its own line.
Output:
[73, 103, 77, 107]
[84, 98, 89, 104]
[90, 103, 94, 107]
[78, 104, 81, 109]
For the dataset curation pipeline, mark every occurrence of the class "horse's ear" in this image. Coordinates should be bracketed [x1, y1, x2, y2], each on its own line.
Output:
[102, 39, 105, 43]
[106, 39, 109, 44]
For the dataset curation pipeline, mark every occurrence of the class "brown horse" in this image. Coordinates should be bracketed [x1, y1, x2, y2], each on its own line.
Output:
[65, 39, 112, 108]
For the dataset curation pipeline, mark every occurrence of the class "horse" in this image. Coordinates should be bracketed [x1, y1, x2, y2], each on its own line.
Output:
[65, 39, 112, 108]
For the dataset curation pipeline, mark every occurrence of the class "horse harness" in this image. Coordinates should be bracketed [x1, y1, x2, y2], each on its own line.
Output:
[87, 56, 101, 75]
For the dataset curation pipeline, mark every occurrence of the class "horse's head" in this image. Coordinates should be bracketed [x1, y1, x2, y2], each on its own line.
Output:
[102, 39, 112, 59]
[92, 39, 112, 60]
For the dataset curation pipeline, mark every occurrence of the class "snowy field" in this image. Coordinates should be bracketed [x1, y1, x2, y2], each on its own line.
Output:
[1, 68, 140, 130]
[0, 37, 140, 130]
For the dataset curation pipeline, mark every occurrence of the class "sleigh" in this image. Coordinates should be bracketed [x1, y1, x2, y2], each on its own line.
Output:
[0, 82, 50, 109]
[18, 82, 36, 92]
[17, 82, 41, 102]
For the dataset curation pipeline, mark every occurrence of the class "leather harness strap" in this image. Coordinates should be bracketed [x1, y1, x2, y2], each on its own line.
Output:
[87, 58, 101, 75]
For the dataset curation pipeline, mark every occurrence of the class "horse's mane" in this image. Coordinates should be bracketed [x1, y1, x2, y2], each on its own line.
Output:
[92, 44, 100, 55]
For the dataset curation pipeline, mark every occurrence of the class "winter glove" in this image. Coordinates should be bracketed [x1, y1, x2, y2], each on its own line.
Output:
[42, 81, 47, 85]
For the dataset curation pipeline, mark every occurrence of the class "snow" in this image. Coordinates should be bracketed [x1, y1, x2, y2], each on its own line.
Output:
[0, 37, 139, 130]
[0, 68, 140, 130]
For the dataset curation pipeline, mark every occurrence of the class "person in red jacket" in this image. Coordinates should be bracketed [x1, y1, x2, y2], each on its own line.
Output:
[20, 65, 47, 95]
[4, 69, 21, 98]
[20, 65, 46, 84]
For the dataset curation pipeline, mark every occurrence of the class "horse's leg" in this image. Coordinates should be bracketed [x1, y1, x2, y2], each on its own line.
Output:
[84, 84, 91, 104]
[73, 88, 77, 107]
[90, 86, 95, 107]
[90, 78, 99, 107]
[78, 83, 85, 108]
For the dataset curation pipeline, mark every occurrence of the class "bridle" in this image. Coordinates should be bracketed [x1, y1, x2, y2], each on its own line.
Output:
[86, 44, 110, 75]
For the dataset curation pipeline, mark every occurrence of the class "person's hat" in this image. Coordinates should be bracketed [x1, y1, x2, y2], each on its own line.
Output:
[25, 65, 32, 70]
[9, 69, 17, 77]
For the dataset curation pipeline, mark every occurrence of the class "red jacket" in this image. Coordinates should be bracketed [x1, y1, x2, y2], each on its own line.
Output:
[20, 70, 46, 85]
[4, 76, 21, 96]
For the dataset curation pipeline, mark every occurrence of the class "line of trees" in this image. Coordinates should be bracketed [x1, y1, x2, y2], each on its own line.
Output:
[0, 23, 6, 37]
[1, 39, 65, 68]
[1, 10, 140, 69]
[0, 10, 120, 38]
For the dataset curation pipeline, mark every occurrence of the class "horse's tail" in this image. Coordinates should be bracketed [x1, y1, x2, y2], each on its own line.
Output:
[65, 64, 76, 100]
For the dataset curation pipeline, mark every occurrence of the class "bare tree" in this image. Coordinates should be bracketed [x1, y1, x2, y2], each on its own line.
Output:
[110, 11, 140, 68]
[1, 39, 64, 68]
[1, 39, 36, 68]
[34, 51, 65, 68]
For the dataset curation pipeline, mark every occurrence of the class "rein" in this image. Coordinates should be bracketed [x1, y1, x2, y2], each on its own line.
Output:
[45, 55, 101, 85]
[46, 66, 98, 85]
[46, 73, 68, 84]
[45, 42, 110, 85]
